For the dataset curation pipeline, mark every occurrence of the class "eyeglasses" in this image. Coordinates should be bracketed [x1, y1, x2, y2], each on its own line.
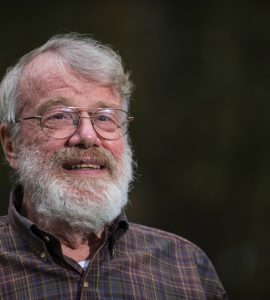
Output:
[15, 106, 134, 140]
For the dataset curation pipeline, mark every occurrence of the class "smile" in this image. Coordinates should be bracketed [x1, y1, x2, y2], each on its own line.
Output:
[62, 159, 105, 171]
[67, 164, 101, 170]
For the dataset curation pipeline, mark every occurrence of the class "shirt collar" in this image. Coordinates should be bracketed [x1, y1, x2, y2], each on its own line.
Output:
[107, 211, 129, 259]
[8, 185, 129, 257]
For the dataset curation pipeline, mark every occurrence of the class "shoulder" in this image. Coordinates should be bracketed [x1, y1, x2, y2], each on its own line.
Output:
[0, 215, 9, 228]
[0, 215, 18, 249]
[125, 222, 214, 267]
[123, 223, 227, 298]
[127, 222, 200, 252]
[127, 223, 220, 273]
[0, 215, 13, 239]
[128, 222, 218, 259]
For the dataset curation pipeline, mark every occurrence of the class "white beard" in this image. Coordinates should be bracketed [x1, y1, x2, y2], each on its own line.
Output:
[15, 142, 133, 234]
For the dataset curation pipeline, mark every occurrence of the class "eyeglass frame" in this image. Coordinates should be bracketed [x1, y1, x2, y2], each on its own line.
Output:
[14, 106, 134, 141]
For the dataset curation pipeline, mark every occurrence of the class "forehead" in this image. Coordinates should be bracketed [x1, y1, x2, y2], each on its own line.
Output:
[19, 53, 121, 113]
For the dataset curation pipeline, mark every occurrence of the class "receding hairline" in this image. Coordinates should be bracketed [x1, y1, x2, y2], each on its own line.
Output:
[16, 51, 124, 112]
[0, 33, 133, 126]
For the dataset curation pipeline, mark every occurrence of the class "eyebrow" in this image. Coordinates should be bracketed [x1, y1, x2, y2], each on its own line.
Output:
[36, 98, 121, 114]
[93, 100, 120, 109]
[36, 98, 71, 114]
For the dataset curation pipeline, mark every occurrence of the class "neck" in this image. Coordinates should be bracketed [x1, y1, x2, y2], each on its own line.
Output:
[21, 195, 105, 262]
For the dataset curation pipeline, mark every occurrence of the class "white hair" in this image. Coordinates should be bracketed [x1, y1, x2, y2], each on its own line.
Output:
[0, 33, 133, 125]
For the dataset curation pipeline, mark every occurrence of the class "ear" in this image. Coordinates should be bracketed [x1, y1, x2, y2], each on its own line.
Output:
[0, 124, 17, 169]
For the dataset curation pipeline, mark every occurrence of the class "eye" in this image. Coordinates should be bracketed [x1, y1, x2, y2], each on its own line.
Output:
[95, 111, 117, 123]
[48, 112, 72, 120]
[97, 114, 111, 122]
[93, 111, 119, 132]
[42, 110, 75, 128]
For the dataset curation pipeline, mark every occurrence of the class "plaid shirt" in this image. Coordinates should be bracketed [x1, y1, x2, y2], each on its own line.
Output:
[0, 186, 227, 299]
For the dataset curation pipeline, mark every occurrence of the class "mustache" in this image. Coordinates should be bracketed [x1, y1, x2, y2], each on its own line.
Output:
[51, 147, 117, 171]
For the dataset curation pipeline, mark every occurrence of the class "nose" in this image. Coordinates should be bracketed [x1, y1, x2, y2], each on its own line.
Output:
[66, 115, 101, 148]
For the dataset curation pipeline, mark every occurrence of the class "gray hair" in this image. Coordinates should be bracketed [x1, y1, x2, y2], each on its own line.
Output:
[0, 33, 133, 124]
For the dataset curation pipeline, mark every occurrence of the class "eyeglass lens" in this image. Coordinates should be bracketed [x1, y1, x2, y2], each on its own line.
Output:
[40, 107, 129, 140]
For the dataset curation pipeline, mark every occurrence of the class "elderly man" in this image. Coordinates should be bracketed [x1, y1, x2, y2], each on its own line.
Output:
[0, 33, 227, 299]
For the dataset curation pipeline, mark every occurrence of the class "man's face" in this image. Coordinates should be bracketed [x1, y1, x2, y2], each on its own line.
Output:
[17, 54, 125, 170]
[6, 54, 133, 232]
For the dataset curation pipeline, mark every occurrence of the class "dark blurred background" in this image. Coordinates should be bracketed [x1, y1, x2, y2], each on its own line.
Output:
[0, 2, 269, 299]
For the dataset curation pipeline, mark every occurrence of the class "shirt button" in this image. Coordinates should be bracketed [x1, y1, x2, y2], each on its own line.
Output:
[40, 252, 46, 259]
[43, 236, 50, 242]
[83, 282, 89, 288]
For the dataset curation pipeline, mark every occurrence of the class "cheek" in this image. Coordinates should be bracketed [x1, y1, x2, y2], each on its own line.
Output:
[102, 139, 125, 160]
[20, 126, 64, 153]
[19, 123, 45, 145]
